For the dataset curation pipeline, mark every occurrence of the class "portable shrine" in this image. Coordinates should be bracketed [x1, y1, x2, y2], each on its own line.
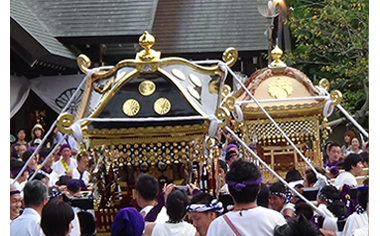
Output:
[56, 31, 238, 233]
[231, 45, 343, 182]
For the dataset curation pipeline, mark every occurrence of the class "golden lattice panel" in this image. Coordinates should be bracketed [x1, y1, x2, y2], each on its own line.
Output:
[98, 140, 205, 169]
[246, 116, 320, 145]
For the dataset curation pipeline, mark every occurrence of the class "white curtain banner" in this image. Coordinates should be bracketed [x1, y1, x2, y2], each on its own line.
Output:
[10, 75, 31, 118]
[29, 74, 85, 115]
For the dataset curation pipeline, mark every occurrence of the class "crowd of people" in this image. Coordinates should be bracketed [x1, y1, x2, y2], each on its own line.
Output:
[10, 124, 369, 236]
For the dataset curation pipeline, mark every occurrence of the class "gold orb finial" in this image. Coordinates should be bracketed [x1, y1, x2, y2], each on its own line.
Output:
[269, 45, 287, 68]
[137, 31, 161, 62]
[139, 31, 155, 52]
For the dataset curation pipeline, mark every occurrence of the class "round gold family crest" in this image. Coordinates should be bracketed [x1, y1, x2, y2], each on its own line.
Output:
[154, 98, 171, 115]
[123, 99, 140, 116]
[138, 80, 156, 96]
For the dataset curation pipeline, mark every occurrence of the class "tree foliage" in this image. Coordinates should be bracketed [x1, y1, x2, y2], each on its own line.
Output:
[283, 0, 369, 125]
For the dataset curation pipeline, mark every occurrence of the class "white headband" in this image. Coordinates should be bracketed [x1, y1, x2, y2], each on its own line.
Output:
[186, 199, 224, 213]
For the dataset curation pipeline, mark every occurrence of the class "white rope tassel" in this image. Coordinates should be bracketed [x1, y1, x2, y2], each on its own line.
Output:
[317, 86, 368, 138]
[70, 120, 84, 143]
[232, 104, 244, 123]
[208, 115, 219, 137]
[322, 98, 334, 117]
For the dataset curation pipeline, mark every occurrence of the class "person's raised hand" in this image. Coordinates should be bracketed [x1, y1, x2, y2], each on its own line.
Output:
[163, 183, 176, 202]
[187, 183, 199, 195]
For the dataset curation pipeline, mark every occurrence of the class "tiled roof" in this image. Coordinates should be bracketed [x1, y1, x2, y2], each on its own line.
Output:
[10, 0, 78, 60]
[11, 0, 269, 63]
[17, 0, 159, 37]
[152, 0, 269, 54]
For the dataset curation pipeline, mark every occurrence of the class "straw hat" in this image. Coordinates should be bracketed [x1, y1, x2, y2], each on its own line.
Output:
[32, 123, 45, 133]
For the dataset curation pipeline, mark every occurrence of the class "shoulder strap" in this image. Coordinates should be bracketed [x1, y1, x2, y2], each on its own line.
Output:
[222, 214, 242, 236]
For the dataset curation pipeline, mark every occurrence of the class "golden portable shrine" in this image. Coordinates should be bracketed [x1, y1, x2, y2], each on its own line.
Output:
[232, 45, 343, 182]
[56, 32, 342, 233]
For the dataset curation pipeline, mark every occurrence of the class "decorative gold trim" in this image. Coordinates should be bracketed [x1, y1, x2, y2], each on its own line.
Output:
[153, 97, 171, 115]
[221, 85, 232, 99]
[93, 77, 115, 94]
[84, 59, 137, 82]
[83, 122, 210, 139]
[77, 54, 92, 74]
[57, 113, 74, 134]
[122, 99, 140, 116]
[223, 96, 236, 112]
[159, 58, 224, 74]
[234, 67, 320, 100]
[222, 47, 239, 68]
[75, 37, 235, 85]
[243, 115, 320, 144]
[330, 90, 342, 106]
[115, 71, 127, 81]
[241, 103, 325, 119]
[81, 69, 139, 127]
[88, 133, 208, 146]
[215, 107, 231, 127]
[319, 78, 330, 91]
[138, 80, 156, 96]
[74, 72, 93, 121]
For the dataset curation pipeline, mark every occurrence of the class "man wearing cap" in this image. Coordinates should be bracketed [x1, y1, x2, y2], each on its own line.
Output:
[207, 159, 286, 235]
[52, 144, 78, 177]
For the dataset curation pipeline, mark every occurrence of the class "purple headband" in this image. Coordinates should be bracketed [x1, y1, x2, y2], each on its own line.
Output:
[226, 176, 263, 191]
[10, 190, 21, 196]
[226, 144, 238, 153]
[59, 144, 71, 153]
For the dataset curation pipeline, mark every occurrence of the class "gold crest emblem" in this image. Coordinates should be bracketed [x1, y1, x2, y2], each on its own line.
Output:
[123, 99, 140, 116]
[154, 98, 171, 115]
[138, 80, 156, 96]
[268, 78, 293, 99]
